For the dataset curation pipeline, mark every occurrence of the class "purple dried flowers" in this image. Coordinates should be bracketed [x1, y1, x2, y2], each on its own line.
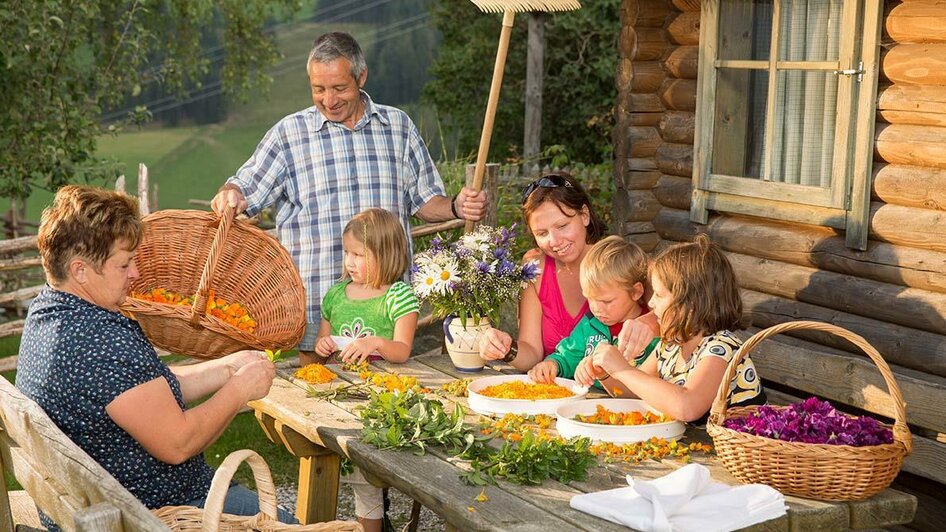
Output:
[722, 397, 893, 447]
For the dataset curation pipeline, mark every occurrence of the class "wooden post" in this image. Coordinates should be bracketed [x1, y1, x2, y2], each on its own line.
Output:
[273, 421, 340, 524]
[115, 175, 125, 194]
[524, 13, 545, 160]
[0, 441, 14, 532]
[466, 163, 499, 229]
[137, 163, 150, 216]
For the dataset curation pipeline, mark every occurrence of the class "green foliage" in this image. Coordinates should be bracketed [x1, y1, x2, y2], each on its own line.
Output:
[0, 0, 301, 201]
[423, 0, 621, 163]
[359, 389, 481, 456]
[460, 431, 596, 486]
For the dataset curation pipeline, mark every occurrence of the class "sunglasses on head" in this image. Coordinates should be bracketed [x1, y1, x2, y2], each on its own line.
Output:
[520, 175, 574, 204]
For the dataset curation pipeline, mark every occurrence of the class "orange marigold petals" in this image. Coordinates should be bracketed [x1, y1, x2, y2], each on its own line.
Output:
[575, 404, 672, 426]
[478, 381, 573, 400]
[131, 287, 257, 333]
[294, 363, 338, 384]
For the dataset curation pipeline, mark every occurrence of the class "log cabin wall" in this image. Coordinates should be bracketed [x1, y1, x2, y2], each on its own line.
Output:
[613, 0, 946, 527]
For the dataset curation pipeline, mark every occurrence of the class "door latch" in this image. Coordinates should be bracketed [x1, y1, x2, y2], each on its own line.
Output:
[833, 61, 864, 82]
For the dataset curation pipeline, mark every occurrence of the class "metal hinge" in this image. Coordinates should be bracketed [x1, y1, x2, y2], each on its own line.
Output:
[833, 61, 864, 82]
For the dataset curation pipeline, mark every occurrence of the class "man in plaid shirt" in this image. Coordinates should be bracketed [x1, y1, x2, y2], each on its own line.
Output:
[211, 32, 486, 365]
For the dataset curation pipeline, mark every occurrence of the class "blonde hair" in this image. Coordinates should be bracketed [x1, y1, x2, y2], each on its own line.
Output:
[37, 185, 142, 285]
[580, 235, 649, 296]
[650, 234, 742, 344]
[342, 208, 409, 288]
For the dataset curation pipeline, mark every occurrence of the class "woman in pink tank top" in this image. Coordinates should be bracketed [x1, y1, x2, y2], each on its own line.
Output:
[478, 172, 606, 371]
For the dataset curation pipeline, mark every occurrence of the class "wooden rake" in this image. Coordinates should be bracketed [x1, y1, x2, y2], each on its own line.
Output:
[465, 0, 581, 233]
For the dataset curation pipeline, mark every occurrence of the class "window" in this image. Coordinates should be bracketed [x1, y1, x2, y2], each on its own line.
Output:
[691, 0, 883, 249]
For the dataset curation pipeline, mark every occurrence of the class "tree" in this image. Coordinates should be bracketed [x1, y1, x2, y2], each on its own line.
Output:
[0, 0, 300, 202]
[423, 0, 620, 164]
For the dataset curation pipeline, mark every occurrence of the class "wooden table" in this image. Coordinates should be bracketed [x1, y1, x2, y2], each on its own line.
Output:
[248, 350, 917, 531]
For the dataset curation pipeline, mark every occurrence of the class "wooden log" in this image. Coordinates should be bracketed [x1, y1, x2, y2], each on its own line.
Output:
[671, 0, 701, 12]
[742, 289, 946, 378]
[882, 44, 946, 85]
[658, 110, 695, 144]
[877, 109, 946, 127]
[630, 27, 670, 61]
[667, 11, 700, 45]
[875, 123, 946, 170]
[619, 170, 661, 190]
[623, 190, 662, 222]
[655, 142, 694, 177]
[0, 285, 42, 306]
[0, 256, 42, 272]
[628, 112, 664, 126]
[654, 207, 946, 294]
[870, 201, 946, 253]
[409, 219, 464, 238]
[618, 25, 636, 60]
[653, 175, 692, 210]
[628, 157, 658, 172]
[625, 232, 660, 253]
[663, 45, 699, 80]
[627, 0, 673, 28]
[623, 221, 656, 235]
[0, 320, 25, 338]
[659, 78, 697, 111]
[728, 251, 946, 336]
[631, 61, 668, 93]
[878, 82, 946, 114]
[737, 325, 946, 435]
[872, 163, 946, 210]
[885, 0, 946, 44]
[626, 126, 662, 158]
[615, 58, 633, 93]
[0, 236, 37, 255]
[629, 92, 666, 112]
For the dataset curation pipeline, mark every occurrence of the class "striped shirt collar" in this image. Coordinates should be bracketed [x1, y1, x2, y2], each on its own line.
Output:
[310, 90, 390, 131]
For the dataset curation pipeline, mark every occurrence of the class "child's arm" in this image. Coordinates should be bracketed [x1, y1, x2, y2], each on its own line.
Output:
[313, 319, 336, 359]
[604, 344, 729, 422]
[543, 325, 587, 379]
[372, 312, 417, 364]
[528, 359, 559, 384]
[616, 313, 660, 362]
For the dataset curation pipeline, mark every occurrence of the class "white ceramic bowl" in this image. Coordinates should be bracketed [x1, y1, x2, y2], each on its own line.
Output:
[467, 374, 587, 416]
[555, 399, 685, 443]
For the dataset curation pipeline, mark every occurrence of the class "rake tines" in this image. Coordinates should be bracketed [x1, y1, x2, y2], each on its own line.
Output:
[469, 0, 581, 13]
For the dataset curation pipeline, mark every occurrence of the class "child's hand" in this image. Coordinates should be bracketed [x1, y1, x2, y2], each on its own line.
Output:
[315, 336, 337, 358]
[616, 318, 654, 362]
[590, 342, 632, 377]
[478, 327, 512, 361]
[575, 357, 606, 387]
[528, 360, 559, 384]
[339, 337, 381, 364]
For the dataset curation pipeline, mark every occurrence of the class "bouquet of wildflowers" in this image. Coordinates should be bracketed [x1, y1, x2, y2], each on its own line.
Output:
[411, 224, 540, 326]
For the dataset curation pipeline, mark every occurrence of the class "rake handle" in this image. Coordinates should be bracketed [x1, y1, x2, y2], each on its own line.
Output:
[467, 10, 516, 233]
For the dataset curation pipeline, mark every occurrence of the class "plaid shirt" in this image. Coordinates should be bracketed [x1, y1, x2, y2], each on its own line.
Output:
[227, 92, 444, 329]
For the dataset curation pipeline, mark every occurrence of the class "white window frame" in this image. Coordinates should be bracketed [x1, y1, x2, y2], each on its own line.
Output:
[690, 0, 884, 249]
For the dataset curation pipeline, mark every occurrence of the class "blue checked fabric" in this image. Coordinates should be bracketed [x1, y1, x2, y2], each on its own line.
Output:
[227, 92, 445, 342]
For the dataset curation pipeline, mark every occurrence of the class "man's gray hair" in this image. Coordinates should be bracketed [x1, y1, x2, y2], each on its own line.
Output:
[308, 32, 367, 81]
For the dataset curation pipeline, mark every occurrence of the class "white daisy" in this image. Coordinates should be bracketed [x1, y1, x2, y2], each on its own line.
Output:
[413, 267, 438, 298]
[434, 260, 460, 294]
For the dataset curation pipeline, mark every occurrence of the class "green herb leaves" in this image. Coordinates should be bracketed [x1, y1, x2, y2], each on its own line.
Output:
[359, 389, 480, 457]
[460, 432, 596, 486]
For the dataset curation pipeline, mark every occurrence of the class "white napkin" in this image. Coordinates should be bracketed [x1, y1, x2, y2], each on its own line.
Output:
[570, 463, 786, 532]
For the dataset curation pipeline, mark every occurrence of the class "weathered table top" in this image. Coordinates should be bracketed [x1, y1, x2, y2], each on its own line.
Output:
[248, 350, 917, 531]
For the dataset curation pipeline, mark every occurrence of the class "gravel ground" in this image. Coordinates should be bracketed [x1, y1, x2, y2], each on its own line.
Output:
[276, 484, 445, 531]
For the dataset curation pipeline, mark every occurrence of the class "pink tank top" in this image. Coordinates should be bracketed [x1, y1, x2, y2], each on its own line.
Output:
[538, 254, 589, 356]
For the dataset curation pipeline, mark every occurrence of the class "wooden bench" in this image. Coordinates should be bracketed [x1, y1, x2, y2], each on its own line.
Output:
[736, 326, 946, 530]
[0, 377, 167, 531]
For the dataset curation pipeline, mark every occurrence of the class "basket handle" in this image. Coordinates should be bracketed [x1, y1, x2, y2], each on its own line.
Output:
[201, 449, 280, 532]
[191, 204, 235, 324]
[708, 320, 912, 453]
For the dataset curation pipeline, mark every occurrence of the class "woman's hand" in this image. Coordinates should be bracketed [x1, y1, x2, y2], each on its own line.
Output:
[528, 359, 559, 384]
[314, 336, 337, 359]
[339, 337, 381, 364]
[222, 350, 266, 377]
[616, 319, 654, 362]
[231, 358, 276, 402]
[478, 327, 512, 361]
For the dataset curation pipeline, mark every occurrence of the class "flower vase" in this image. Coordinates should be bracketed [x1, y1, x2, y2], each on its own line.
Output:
[443, 315, 490, 372]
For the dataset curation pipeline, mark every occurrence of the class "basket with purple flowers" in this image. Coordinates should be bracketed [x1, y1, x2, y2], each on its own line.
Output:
[706, 321, 912, 501]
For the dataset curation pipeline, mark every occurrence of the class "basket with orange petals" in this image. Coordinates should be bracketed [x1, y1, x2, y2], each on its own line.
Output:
[121, 207, 305, 358]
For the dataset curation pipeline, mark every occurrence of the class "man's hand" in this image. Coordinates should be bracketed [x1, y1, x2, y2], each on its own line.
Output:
[455, 187, 487, 221]
[210, 184, 248, 216]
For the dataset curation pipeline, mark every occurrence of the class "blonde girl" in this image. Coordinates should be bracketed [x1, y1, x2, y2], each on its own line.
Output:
[575, 234, 765, 422]
[314, 207, 418, 364]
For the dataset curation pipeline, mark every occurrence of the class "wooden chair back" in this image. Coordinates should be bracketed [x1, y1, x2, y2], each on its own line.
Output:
[0, 377, 166, 531]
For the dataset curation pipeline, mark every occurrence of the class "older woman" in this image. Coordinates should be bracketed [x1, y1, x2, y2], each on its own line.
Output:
[478, 173, 608, 371]
[15, 185, 292, 530]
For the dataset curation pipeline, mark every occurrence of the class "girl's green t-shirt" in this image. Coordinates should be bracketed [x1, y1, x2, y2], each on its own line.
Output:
[321, 280, 419, 340]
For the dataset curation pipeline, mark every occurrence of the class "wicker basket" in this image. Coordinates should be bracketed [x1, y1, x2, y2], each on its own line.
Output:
[706, 321, 912, 501]
[154, 449, 362, 531]
[122, 207, 306, 358]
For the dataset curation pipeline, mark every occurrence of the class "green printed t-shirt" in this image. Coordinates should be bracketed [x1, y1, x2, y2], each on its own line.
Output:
[321, 280, 419, 341]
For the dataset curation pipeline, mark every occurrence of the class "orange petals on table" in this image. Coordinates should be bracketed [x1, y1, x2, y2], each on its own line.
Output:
[478, 381, 573, 400]
[131, 287, 256, 334]
[294, 364, 338, 384]
[575, 404, 672, 426]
